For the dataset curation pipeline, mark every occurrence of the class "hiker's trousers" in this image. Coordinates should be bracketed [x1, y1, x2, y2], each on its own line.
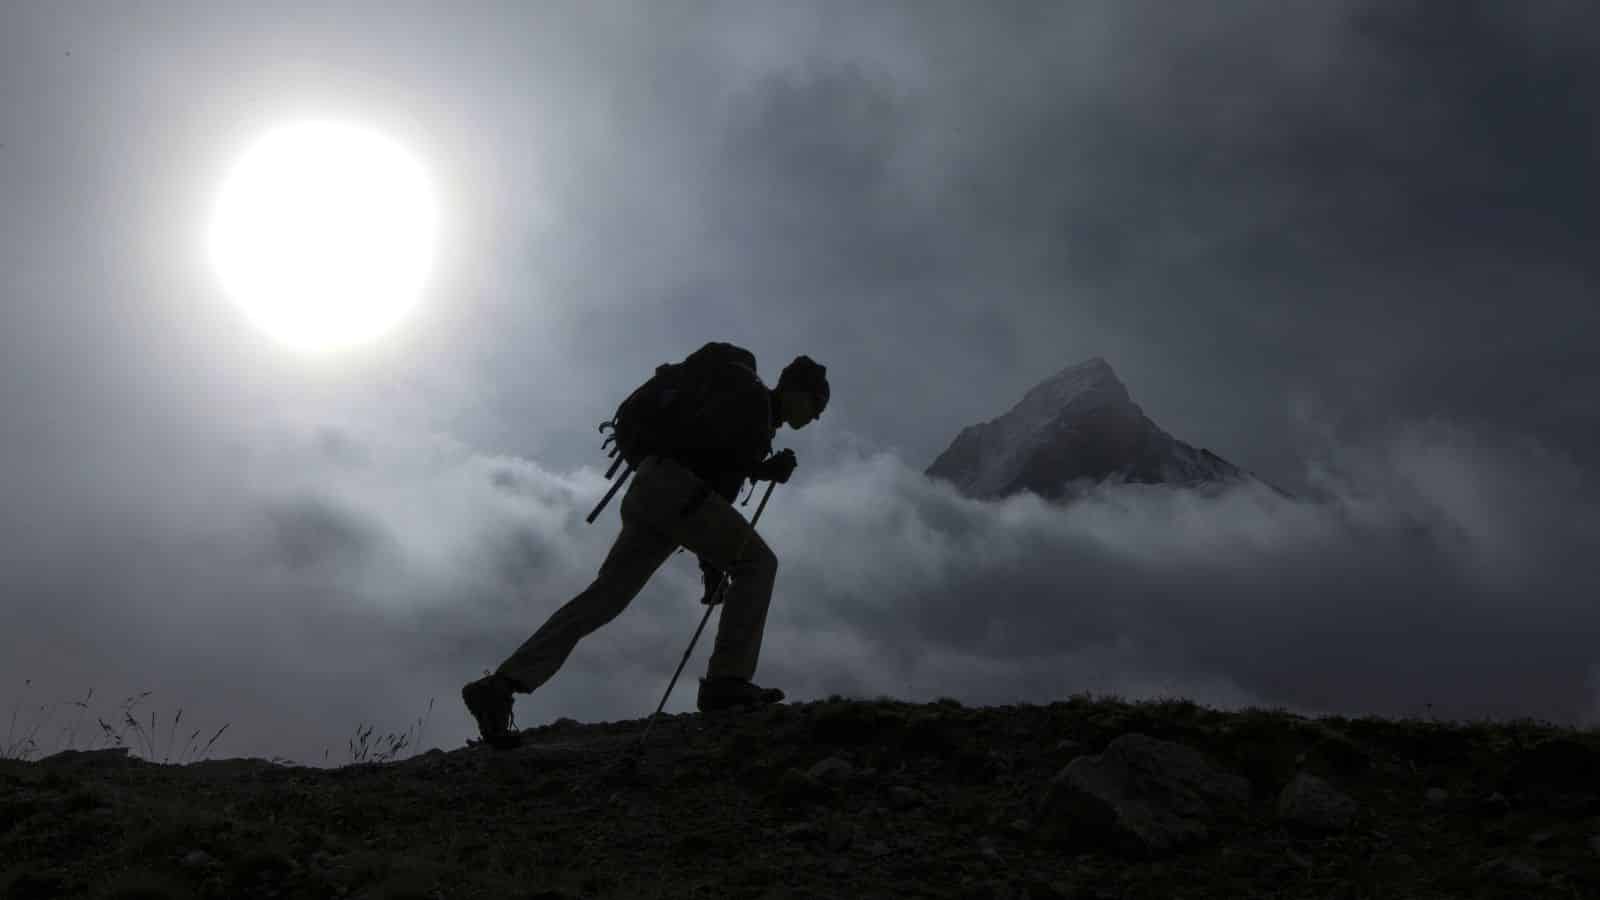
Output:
[496, 456, 778, 694]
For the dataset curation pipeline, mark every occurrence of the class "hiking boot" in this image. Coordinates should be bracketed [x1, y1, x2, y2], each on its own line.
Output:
[697, 676, 785, 713]
[462, 672, 523, 749]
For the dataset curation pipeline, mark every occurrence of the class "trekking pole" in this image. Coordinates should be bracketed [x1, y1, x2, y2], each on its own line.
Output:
[586, 461, 634, 524]
[630, 479, 778, 754]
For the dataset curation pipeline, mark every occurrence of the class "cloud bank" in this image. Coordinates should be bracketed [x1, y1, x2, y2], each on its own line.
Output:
[7, 405, 1594, 765]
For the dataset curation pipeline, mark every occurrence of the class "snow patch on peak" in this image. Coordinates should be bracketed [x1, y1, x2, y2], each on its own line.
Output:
[932, 359, 1138, 499]
[1008, 358, 1133, 426]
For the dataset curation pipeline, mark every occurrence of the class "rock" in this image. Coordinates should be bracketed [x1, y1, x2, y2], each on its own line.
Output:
[1424, 787, 1451, 808]
[860, 839, 893, 858]
[1035, 733, 1252, 856]
[1475, 856, 1543, 887]
[985, 750, 1015, 774]
[1053, 738, 1085, 756]
[977, 835, 1005, 865]
[780, 821, 822, 842]
[886, 785, 927, 811]
[1278, 772, 1360, 832]
[181, 849, 219, 869]
[806, 757, 855, 784]
[37, 747, 135, 769]
[771, 768, 828, 809]
[1476, 792, 1512, 816]
[1304, 727, 1372, 775]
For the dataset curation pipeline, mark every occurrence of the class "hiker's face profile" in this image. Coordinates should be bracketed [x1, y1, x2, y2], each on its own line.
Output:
[780, 390, 821, 429]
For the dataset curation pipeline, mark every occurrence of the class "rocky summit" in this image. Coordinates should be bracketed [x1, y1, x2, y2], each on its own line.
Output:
[925, 359, 1260, 501]
[4, 695, 1600, 899]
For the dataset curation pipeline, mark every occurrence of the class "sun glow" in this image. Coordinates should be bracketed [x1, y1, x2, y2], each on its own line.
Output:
[209, 122, 436, 352]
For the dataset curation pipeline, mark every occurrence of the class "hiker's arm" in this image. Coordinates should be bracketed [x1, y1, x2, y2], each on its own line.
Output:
[728, 384, 776, 477]
[691, 380, 772, 479]
[672, 376, 771, 495]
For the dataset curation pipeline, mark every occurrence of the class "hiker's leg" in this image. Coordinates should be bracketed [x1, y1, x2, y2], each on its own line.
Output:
[495, 517, 676, 693]
[623, 458, 778, 682]
[702, 529, 776, 681]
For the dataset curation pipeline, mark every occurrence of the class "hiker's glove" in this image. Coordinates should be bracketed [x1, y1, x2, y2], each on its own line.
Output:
[755, 449, 798, 484]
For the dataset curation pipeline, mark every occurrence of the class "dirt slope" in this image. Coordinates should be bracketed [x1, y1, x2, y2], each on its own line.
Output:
[3, 695, 1599, 899]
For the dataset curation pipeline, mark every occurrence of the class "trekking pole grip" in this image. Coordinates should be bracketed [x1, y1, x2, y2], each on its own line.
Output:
[750, 479, 777, 527]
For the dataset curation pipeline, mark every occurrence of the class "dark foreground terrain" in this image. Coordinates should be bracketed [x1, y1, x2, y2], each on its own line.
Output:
[4, 694, 1600, 899]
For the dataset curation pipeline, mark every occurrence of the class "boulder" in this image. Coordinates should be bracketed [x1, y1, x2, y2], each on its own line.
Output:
[1474, 856, 1543, 887]
[1277, 772, 1359, 832]
[805, 757, 855, 784]
[1035, 733, 1252, 856]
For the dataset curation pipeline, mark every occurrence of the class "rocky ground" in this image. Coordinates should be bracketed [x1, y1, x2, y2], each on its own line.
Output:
[3, 694, 1600, 899]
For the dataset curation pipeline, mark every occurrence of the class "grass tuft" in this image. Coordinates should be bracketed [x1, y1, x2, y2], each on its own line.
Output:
[4, 680, 437, 767]
[2, 681, 233, 765]
[345, 696, 434, 765]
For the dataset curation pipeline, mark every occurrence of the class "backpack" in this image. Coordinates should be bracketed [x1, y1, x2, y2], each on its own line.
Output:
[598, 342, 758, 471]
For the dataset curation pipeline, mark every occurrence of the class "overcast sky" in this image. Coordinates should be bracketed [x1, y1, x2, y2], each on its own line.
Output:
[3, 1, 1597, 765]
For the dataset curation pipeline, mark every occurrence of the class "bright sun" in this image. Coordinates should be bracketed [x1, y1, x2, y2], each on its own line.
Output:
[209, 121, 436, 352]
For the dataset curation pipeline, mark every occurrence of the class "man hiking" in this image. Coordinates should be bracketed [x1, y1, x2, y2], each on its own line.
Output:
[462, 346, 830, 748]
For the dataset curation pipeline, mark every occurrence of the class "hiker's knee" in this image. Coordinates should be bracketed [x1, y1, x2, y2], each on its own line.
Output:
[582, 572, 643, 623]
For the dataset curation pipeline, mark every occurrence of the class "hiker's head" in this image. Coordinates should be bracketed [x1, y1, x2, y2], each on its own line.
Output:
[776, 355, 829, 429]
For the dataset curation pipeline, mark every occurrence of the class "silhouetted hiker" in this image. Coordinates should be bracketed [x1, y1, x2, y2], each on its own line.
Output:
[463, 346, 830, 748]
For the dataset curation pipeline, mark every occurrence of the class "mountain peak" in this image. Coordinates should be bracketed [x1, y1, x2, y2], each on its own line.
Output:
[1064, 355, 1111, 372]
[926, 358, 1251, 500]
[1009, 357, 1134, 425]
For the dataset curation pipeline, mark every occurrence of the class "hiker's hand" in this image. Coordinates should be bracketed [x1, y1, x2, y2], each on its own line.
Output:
[758, 449, 797, 484]
[700, 560, 726, 605]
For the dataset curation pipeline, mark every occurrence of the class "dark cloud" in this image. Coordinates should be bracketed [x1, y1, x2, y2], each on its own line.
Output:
[262, 498, 385, 573]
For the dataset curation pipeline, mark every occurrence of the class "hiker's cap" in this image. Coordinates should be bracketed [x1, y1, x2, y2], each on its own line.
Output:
[779, 355, 829, 415]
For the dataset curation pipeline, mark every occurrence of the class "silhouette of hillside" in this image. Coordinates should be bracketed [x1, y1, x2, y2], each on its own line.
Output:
[4, 694, 1600, 899]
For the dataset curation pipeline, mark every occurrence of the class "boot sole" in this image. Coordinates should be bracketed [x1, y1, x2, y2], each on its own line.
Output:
[697, 695, 784, 714]
[461, 682, 518, 748]
[466, 733, 524, 751]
